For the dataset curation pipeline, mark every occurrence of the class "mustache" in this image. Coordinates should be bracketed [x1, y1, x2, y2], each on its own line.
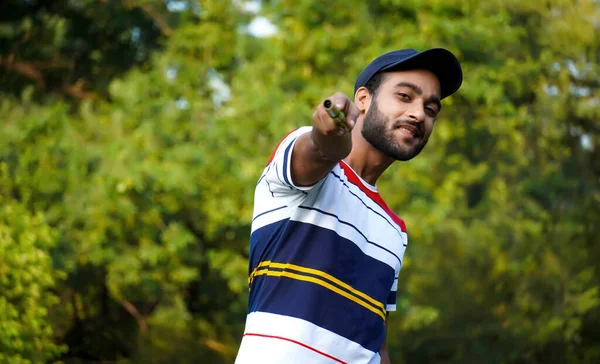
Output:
[394, 120, 424, 137]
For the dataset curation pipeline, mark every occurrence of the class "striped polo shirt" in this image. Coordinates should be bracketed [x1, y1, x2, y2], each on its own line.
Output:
[235, 127, 408, 364]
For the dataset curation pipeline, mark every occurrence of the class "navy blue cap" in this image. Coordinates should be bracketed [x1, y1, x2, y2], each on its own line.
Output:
[354, 48, 463, 99]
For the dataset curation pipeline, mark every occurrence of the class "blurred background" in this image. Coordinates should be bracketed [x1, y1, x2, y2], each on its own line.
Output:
[0, 0, 599, 363]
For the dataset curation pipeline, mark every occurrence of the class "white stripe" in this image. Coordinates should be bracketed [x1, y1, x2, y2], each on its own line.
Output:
[386, 304, 397, 312]
[257, 127, 314, 196]
[236, 334, 335, 363]
[274, 127, 315, 191]
[235, 311, 379, 364]
[290, 207, 401, 271]
[329, 166, 406, 236]
[251, 204, 293, 232]
[391, 279, 398, 291]
[311, 172, 408, 248]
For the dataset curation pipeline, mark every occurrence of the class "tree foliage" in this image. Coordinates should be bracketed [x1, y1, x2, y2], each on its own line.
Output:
[0, 0, 598, 363]
[0, 164, 66, 363]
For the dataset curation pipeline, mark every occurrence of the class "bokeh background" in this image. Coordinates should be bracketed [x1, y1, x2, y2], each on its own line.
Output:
[1, 0, 599, 363]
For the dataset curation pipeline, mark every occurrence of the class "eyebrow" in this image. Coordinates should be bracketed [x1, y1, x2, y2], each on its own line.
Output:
[394, 81, 442, 112]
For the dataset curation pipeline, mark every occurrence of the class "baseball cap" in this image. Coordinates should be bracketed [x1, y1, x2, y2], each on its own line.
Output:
[354, 48, 463, 99]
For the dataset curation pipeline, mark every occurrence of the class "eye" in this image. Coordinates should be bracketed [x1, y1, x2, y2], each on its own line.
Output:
[425, 107, 438, 117]
[397, 93, 410, 101]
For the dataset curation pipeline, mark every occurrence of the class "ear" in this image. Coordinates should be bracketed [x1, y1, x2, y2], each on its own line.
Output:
[354, 86, 372, 113]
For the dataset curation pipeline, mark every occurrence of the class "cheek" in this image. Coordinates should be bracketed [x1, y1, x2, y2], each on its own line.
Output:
[424, 120, 436, 136]
[391, 104, 408, 117]
[376, 97, 403, 116]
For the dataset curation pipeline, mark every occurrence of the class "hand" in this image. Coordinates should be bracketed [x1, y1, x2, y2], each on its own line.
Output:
[312, 92, 361, 136]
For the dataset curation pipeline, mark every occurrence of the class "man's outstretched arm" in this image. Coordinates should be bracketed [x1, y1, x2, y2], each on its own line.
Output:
[290, 92, 360, 187]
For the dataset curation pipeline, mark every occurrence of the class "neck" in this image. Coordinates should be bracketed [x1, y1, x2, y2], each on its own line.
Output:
[343, 130, 395, 186]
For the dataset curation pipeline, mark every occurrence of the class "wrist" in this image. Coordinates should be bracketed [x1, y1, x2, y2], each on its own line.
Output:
[311, 128, 352, 162]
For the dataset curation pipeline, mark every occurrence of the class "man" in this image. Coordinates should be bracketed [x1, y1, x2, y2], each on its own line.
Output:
[235, 48, 463, 363]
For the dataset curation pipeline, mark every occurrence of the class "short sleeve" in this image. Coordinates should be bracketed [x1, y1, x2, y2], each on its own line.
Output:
[261, 126, 320, 195]
[386, 276, 398, 312]
[386, 231, 407, 312]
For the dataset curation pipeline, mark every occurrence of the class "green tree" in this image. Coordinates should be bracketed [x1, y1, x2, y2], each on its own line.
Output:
[0, 163, 66, 363]
[1, 0, 253, 362]
[0, 0, 598, 363]
[228, 0, 600, 362]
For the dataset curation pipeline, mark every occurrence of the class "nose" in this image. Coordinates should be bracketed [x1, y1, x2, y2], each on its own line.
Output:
[407, 102, 426, 123]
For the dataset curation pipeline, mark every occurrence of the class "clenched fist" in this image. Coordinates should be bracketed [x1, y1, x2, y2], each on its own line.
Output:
[312, 92, 361, 136]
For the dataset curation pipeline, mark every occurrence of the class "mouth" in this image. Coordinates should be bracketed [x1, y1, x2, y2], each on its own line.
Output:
[396, 123, 421, 139]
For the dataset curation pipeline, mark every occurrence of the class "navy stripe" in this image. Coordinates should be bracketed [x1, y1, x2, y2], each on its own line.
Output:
[275, 163, 295, 191]
[281, 136, 297, 186]
[249, 274, 385, 352]
[297, 205, 403, 265]
[252, 266, 384, 315]
[330, 170, 405, 245]
[275, 164, 289, 189]
[386, 290, 397, 305]
[249, 220, 395, 306]
[248, 220, 395, 351]
[252, 206, 288, 222]
[248, 219, 290, 275]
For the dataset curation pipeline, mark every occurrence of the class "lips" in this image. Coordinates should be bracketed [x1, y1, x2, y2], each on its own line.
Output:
[397, 123, 422, 138]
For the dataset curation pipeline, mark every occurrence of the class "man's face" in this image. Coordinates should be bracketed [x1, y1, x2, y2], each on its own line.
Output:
[361, 69, 441, 161]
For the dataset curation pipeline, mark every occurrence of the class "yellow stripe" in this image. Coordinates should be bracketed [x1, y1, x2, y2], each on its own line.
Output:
[253, 269, 386, 320]
[267, 262, 385, 312]
[248, 260, 271, 284]
[249, 261, 384, 313]
[248, 261, 387, 319]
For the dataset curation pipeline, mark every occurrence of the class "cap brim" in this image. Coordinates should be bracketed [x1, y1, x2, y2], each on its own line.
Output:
[381, 48, 463, 99]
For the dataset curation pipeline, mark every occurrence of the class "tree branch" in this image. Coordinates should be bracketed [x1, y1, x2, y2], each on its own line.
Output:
[0, 55, 45, 89]
[201, 338, 228, 354]
[1, 55, 96, 100]
[139, 4, 173, 36]
[121, 300, 148, 334]
[122, 1, 173, 36]
[59, 78, 96, 100]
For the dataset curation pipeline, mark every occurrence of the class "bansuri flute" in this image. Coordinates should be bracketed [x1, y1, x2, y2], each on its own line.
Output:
[323, 99, 348, 131]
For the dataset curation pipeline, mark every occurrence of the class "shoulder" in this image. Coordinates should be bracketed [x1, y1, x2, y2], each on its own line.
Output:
[267, 126, 313, 164]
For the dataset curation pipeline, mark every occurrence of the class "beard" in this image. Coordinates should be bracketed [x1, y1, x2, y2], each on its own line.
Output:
[361, 99, 429, 161]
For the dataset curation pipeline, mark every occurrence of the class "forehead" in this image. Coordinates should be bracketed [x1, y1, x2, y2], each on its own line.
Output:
[381, 69, 441, 97]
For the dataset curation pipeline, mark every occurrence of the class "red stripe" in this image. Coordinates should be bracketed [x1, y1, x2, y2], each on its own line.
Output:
[267, 129, 298, 164]
[243, 333, 347, 363]
[339, 161, 407, 232]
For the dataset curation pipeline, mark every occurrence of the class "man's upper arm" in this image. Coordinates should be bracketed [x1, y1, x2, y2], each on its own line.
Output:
[290, 131, 342, 187]
[262, 127, 328, 194]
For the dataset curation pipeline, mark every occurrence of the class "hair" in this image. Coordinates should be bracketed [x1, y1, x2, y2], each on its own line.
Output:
[363, 72, 389, 97]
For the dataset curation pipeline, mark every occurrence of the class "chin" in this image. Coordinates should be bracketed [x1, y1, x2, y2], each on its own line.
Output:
[392, 144, 425, 161]
[394, 154, 416, 162]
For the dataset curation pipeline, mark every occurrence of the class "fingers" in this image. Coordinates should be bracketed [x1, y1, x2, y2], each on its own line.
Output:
[314, 92, 357, 135]
[323, 99, 348, 130]
[313, 106, 345, 137]
[346, 103, 360, 129]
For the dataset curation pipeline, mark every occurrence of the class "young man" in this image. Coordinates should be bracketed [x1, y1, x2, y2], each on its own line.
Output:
[235, 48, 463, 363]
